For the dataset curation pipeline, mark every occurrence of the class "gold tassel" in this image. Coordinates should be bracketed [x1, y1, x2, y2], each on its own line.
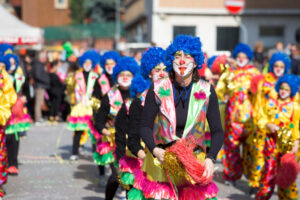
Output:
[277, 127, 294, 154]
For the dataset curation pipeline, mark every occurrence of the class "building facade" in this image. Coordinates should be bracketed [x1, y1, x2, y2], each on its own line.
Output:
[124, 0, 300, 54]
[7, 0, 71, 28]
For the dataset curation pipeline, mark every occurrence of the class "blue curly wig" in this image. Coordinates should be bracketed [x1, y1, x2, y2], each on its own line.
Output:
[0, 56, 4, 64]
[130, 74, 151, 97]
[275, 74, 300, 98]
[78, 50, 100, 69]
[100, 51, 121, 70]
[232, 43, 253, 60]
[268, 52, 291, 74]
[3, 54, 19, 71]
[0, 44, 14, 56]
[141, 47, 166, 80]
[165, 35, 205, 71]
[112, 56, 140, 82]
[207, 55, 217, 69]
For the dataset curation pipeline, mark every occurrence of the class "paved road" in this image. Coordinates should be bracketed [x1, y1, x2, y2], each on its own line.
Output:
[3, 123, 300, 200]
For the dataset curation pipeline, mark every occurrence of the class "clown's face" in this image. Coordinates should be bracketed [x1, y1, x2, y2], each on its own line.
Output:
[236, 52, 249, 67]
[273, 61, 285, 78]
[117, 71, 133, 89]
[83, 59, 92, 72]
[0, 62, 5, 69]
[173, 50, 195, 77]
[150, 63, 168, 81]
[9, 57, 16, 73]
[105, 59, 116, 75]
[279, 82, 291, 100]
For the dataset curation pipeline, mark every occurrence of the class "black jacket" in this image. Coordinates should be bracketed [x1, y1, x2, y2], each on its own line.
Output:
[32, 60, 50, 89]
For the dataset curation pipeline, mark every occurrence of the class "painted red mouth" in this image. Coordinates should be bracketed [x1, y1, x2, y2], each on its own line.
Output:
[179, 67, 186, 75]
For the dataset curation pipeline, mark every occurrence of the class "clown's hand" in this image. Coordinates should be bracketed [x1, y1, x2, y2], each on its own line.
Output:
[290, 140, 299, 154]
[102, 128, 111, 136]
[202, 158, 214, 179]
[153, 147, 165, 164]
[137, 150, 146, 160]
[266, 123, 279, 134]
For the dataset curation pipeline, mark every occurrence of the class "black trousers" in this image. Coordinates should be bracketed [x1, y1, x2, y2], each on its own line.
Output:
[6, 134, 20, 168]
[50, 93, 62, 117]
[105, 163, 119, 200]
[72, 131, 83, 155]
[92, 143, 105, 176]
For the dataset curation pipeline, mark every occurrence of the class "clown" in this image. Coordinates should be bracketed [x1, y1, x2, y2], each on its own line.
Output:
[131, 35, 223, 200]
[97, 51, 120, 98]
[114, 74, 150, 191]
[246, 52, 292, 194]
[114, 47, 168, 194]
[216, 43, 260, 185]
[254, 74, 300, 200]
[91, 51, 120, 183]
[67, 50, 102, 161]
[94, 56, 139, 200]
[3, 54, 31, 175]
[127, 47, 168, 160]
[207, 55, 228, 87]
[101, 51, 120, 77]
[0, 62, 17, 197]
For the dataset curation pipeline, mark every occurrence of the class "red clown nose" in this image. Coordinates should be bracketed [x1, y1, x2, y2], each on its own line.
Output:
[180, 60, 185, 65]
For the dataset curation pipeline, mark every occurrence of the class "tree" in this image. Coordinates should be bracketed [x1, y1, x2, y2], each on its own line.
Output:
[69, 0, 125, 24]
[69, 0, 87, 24]
[84, 0, 124, 23]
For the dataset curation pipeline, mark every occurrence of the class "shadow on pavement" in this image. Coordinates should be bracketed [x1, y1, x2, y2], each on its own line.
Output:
[58, 145, 93, 160]
[226, 193, 253, 200]
[214, 170, 251, 195]
[73, 164, 105, 194]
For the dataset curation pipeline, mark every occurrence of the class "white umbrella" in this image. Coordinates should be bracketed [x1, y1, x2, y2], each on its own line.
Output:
[0, 5, 43, 44]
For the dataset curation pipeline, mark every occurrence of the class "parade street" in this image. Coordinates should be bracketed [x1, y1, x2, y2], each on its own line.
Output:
[4, 123, 299, 200]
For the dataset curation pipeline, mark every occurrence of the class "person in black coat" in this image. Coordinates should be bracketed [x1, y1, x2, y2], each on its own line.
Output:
[48, 60, 65, 123]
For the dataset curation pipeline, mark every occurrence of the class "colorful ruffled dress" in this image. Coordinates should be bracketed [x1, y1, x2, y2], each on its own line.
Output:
[0, 68, 17, 196]
[117, 90, 148, 189]
[254, 93, 300, 200]
[215, 65, 260, 182]
[94, 86, 132, 165]
[5, 67, 31, 139]
[67, 69, 101, 142]
[128, 78, 218, 200]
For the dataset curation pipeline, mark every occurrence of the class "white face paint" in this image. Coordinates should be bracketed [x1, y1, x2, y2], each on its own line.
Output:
[117, 76, 132, 87]
[236, 59, 248, 67]
[83, 64, 92, 72]
[105, 66, 113, 75]
[152, 74, 160, 81]
[274, 68, 285, 77]
[173, 62, 194, 77]
[279, 83, 291, 100]
[105, 59, 116, 75]
[279, 91, 290, 99]
[150, 63, 168, 81]
[10, 65, 16, 71]
[83, 60, 92, 72]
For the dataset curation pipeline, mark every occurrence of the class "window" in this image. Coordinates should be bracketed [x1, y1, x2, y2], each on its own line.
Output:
[217, 27, 239, 51]
[259, 26, 284, 49]
[173, 26, 196, 39]
[54, 0, 68, 9]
